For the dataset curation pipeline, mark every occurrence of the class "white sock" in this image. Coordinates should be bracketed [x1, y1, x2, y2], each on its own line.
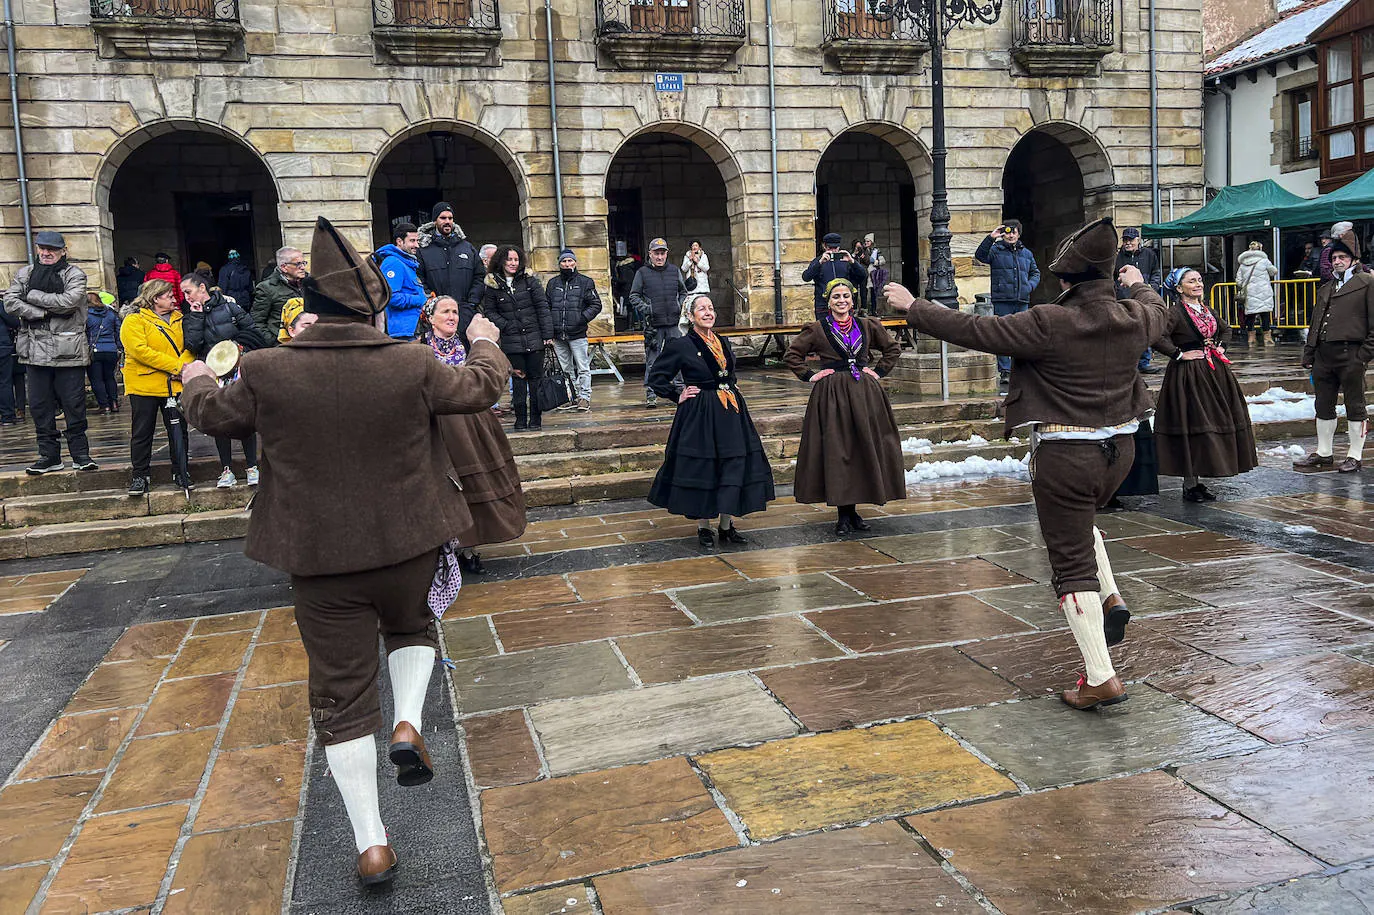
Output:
[1061, 591, 1116, 687]
[1092, 527, 1118, 599]
[1348, 419, 1368, 461]
[719, 513, 733, 530]
[388, 645, 435, 733]
[324, 736, 387, 853]
[1317, 417, 1338, 457]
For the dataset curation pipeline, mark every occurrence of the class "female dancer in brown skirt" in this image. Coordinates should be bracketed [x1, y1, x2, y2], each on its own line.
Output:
[784, 278, 906, 535]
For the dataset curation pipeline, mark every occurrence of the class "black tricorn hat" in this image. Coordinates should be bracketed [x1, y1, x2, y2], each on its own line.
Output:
[1049, 217, 1118, 282]
[301, 217, 389, 317]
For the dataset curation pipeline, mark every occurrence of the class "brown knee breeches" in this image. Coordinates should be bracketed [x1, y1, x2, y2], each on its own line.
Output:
[291, 549, 439, 745]
[1031, 436, 1135, 597]
[1313, 342, 1368, 421]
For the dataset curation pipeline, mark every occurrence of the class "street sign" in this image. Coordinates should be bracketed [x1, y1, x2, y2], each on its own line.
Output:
[654, 73, 684, 92]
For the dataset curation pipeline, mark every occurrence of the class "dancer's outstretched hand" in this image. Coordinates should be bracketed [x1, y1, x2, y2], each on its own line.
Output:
[1118, 265, 1144, 288]
[884, 283, 916, 312]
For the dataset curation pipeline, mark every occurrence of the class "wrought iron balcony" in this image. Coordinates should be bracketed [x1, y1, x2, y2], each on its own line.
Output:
[1292, 135, 1317, 160]
[821, 0, 927, 74]
[1010, 0, 1113, 75]
[596, 0, 747, 70]
[372, 0, 503, 66]
[89, 0, 243, 60]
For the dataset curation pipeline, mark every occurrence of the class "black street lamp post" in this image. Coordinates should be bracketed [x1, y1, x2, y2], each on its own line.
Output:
[872, 0, 1004, 307]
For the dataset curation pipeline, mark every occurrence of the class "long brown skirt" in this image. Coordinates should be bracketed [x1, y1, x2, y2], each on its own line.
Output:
[439, 410, 527, 547]
[1154, 358, 1258, 479]
[793, 372, 907, 507]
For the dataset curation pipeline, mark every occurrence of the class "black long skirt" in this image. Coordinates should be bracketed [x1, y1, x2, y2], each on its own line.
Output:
[1113, 419, 1160, 497]
[648, 391, 775, 520]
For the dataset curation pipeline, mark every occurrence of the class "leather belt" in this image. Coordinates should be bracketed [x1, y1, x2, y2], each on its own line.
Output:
[1037, 424, 1098, 435]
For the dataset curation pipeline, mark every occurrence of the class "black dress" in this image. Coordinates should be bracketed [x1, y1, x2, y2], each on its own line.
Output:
[646, 331, 775, 520]
[1112, 419, 1160, 497]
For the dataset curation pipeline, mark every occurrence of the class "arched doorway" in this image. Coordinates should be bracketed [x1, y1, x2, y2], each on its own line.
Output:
[99, 123, 282, 285]
[369, 126, 524, 254]
[1001, 123, 1114, 303]
[815, 124, 930, 310]
[605, 129, 742, 326]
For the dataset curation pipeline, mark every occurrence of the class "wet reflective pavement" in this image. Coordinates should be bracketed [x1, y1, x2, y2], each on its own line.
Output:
[3, 458, 1374, 912]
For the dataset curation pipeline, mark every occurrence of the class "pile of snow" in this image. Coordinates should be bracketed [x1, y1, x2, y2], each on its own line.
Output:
[1245, 388, 1344, 423]
[902, 437, 934, 454]
[1263, 444, 1307, 458]
[905, 453, 1030, 484]
[960, 434, 990, 447]
[901, 433, 997, 454]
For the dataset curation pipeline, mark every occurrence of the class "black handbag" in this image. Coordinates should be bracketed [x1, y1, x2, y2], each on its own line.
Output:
[535, 344, 571, 412]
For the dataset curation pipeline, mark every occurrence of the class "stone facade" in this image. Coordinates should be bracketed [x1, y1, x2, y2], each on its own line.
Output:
[1, 0, 1205, 324]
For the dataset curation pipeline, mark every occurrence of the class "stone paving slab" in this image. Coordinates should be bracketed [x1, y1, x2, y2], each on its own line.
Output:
[1140, 603, 1374, 664]
[492, 592, 692, 651]
[937, 686, 1265, 789]
[614, 617, 845, 684]
[720, 541, 897, 579]
[835, 557, 1032, 601]
[569, 556, 743, 601]
[449, 642, 635, 714]
[464, 709, 544, 788]
[1138, 557, 1357, 606]
[529, 675, 798, 775]
[1194, 867, 1374, 914]
[1299, 587, 1374, 622]
[861, 526, 1032, 562]
[907, 771, 1322, 915]
[670, 573, 868, 623]
[1120, 530, 1277, 563]
[696, 719, 1015, 839]
[1178, 728, 1374, 865]
[480, 757, 738, 892]
[975, 576, 1203, 630]
[804, 592, 1032, 652]
[592, 820, 983, 914]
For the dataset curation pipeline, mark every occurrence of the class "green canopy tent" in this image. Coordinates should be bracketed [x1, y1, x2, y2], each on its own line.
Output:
[1142, 180, 1309, 240]
[1270, 168, 1374, 228]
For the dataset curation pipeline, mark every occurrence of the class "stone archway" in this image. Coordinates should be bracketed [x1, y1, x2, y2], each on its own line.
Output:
[95, 120, 283, 291]
[604, 124, 749, 326]
[368, 121, 527, 255]
[1001, 122, 1115, 303]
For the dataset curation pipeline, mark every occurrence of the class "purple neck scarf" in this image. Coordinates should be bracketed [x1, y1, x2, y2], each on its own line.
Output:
[829, 317, 863, 379]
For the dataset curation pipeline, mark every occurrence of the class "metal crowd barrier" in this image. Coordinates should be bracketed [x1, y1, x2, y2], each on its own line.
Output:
[1207, 278, 1319, 330]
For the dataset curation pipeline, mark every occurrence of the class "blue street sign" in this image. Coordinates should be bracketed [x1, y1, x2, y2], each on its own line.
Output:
[655, 73, 684, 92]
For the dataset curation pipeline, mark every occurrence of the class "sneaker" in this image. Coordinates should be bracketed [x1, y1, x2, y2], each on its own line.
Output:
[216, 467, 236, 489]
[174, 473, 194, 492]
[127, 476, 149, 497]
[26, 458, 63, 475]
[246, 466, 260, 486]
[554, 401, 577, 412]
[645, 392, 658, 409]
[576, 399, 591, 412]
[72, 458, 99, 472]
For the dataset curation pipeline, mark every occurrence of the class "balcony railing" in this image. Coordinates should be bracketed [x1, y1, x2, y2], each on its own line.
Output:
[596, 0, 746, 39]
[1011, 0, 1113, 47]
[90, 0, 238, 20]
[823, 0, 922, 42]
[373, 0, 499, 30]
[1293, 135, 1317, 160]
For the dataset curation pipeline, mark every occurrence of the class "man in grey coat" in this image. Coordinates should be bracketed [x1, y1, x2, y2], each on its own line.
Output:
[3, 231, 97, 474]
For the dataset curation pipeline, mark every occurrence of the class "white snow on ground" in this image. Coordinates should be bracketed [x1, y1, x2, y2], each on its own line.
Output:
[1245, 388, 1345, 423]
[1283, 524, 1320, 535]
[901, 432, 999, 453]
[905, 453, 1030, 484]
[1264, 444, 1308, 457]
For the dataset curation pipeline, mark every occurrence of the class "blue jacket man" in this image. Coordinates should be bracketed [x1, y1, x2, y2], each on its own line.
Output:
[378, 222, 428, 339]
[974, 219, 1041, 380]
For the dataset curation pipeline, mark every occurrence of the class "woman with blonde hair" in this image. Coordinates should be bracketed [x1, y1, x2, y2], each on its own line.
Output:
[120, 278, 194, 496]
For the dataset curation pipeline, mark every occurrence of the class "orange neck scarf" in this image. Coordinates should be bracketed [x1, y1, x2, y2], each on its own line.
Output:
[701, 332, 738, 412]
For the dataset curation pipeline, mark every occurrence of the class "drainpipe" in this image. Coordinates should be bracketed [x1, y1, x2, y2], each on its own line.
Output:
[1148, 0, 1160, 223]
[764, 0, 783, 325]
[4, 0, 32, 265]
[544, 0, 566, 249]
[1223, 87, 1232, 186]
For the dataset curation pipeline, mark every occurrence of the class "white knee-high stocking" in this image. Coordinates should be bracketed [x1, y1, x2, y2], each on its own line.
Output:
[1062, 591, 1116, 687]
[324, 736, 387, 853]
[1348, 419, 1368, 461]
[1093, 526, 1118, 598]
[1317, 417, 1339, 457]
[388, 645, 435, 732]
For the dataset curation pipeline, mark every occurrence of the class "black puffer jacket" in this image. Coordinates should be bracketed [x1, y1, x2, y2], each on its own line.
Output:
[545, 271, 603, 340]
[417, 230, 485, 304]
[629, 263, 687, 328]
[218, 261, 256, 312]
[480, 272, 552, 355]
[183, 291, 270, 358]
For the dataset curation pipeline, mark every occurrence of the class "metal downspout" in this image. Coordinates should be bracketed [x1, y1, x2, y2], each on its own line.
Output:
[764, 0, 783, 324]
[4, 0, 32, 264]
[544, 0, 566, 249]
[1148, 0, 1160, 223]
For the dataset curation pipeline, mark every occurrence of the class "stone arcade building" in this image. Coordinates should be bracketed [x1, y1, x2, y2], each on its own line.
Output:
[3, 0, 1204, 323]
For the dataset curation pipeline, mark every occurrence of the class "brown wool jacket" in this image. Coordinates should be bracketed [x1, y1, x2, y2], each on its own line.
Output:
[182, 318, 511, 577]
[783, 316, 902, 381]
[904, 279, 1169, 436]
[1304, 271, 1374, 366]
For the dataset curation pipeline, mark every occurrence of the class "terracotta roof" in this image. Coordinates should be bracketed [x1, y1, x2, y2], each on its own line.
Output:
[1206, 0, 1348, 75]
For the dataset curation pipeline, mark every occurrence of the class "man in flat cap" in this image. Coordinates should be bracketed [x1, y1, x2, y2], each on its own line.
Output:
[181, 218, 510, 887]
[1296, 222, 1374, 473]
[885, 218, 1169, 711]
[803, 233, 868, 320]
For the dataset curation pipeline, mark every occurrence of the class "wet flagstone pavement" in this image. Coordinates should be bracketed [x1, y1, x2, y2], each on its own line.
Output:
[3, 457, 1374, 912]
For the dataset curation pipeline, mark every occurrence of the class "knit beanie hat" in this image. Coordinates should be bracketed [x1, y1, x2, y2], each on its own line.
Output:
[558, 248, 577, 263]
[432, 202, 455, 221]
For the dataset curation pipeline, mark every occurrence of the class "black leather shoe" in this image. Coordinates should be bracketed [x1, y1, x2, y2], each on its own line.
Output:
[1104, 601, 1131, 646]
[1196, 483, 1217, 501]
[718, 525, 747, 545]
[698, 528, 715, 547]
[835, 516, 853, 536]
[512, 421, 528, 432]
[845, 510, 872, 532]
[1182, 485, 1205, 503]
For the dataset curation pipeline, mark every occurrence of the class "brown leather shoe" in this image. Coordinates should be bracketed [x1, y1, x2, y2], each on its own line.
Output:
[1061, 674, 1128, 710]
[389, 721, 434, 787]
[1339, 457, 1363, 473]
[1293, 452, 1335, 471]
[357, 844, 397, 885]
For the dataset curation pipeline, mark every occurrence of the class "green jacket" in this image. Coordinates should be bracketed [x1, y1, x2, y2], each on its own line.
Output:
[251, 269, 301, 346]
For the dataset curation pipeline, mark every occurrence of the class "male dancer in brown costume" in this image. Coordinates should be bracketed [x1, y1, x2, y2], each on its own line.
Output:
[886, 218, 1169, 708]
[181, 218, 512, 884]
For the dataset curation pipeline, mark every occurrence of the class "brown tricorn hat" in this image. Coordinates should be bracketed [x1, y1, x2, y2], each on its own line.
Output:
[1049, 217, 1118, 282]
[301, 217, 389, 317]
[1331, 227, 1361, 261]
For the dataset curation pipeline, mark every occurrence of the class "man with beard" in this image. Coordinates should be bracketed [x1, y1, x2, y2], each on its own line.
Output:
[417, 202, 485, 323]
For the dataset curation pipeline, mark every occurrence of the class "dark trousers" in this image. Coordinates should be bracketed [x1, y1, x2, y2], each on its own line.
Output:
[215, 435, 258, 469]
[0, 352, 14, 422]
[1244, 313, 1271, 333]
[508, 349, 544, 425]
[1313, 341, 1367, 421]
[1031, 436, 1135, 597]
[28, 365, 90, 462]
[88, 352, 119, 409]
[291, 549, 439, 745]
[128, 393, 177, 478]
[12, 360, 25, 415]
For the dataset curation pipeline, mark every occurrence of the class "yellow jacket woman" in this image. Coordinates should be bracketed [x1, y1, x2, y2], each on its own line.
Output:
[120, 278, 194, 496]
